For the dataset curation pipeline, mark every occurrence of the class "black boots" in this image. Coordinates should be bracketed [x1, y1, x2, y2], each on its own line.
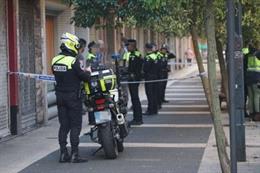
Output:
[59, 149, 71, 163]
[129, 120, 143, 125]
[253, 113, 260, 121]
[71, 152, 88, 163]
[59, 148, 88, 163]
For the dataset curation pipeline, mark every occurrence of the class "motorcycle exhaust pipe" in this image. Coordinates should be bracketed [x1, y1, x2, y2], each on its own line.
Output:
[116, 113, 125, 125]
[116, 114, 128, 138]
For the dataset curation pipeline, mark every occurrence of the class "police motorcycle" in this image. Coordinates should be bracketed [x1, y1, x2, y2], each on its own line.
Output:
[84, 56, 128, 159]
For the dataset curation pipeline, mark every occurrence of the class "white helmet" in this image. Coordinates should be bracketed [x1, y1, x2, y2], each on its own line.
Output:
[60, 32, 80, 54]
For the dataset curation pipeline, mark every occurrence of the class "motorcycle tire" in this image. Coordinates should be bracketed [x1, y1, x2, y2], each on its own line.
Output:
[98, 122, 118, 159]
[117, 139, 124, 152]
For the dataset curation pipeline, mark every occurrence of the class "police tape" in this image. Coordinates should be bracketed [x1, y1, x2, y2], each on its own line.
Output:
[167, 60, 215, 65]
[167, 62, 203, 65]
[120, 72, 207, 84]
[7, 71, 207, 84]
[8, 72, 56, 82]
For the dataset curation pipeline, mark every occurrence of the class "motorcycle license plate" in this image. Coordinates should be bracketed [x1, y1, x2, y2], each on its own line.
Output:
[94, 111, 111, 124]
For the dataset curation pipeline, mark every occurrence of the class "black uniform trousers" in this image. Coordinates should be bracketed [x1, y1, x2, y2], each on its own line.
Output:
[56, 91, 83, 153]
[145, 76, 159, 114]
[129, 83, 143, 122]
[88, 111, 95, 125]
[157, 75, 163, 107]
[160, 72, 168, 102]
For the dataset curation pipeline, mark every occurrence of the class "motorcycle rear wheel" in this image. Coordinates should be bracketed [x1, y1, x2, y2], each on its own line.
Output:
[98, 122, 118, 159]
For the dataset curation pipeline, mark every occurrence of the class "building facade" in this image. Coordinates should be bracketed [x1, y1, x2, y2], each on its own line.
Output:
[0, 0, 193, 138]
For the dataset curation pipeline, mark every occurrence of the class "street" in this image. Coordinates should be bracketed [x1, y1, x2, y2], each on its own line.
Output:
[19, 75, 212, 173]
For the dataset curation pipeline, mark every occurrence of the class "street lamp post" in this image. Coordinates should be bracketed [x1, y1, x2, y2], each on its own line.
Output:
[227, 0, 246, 172]
[234, 3, 246, 162]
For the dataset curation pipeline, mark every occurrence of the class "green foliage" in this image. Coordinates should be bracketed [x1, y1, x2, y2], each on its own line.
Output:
[215, 0, 260, 46]
[63, 0, 196, 37]
[141, 0, 164, 9]
[241, 0, 260, 45]
[64, 0, 260, 43]
[214, 0, 226, 43]
[63, 0, 120, 27]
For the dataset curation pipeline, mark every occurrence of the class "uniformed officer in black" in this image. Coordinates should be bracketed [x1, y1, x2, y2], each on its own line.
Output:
[143, 43, 160, 115]
[158, 44, 176, 104]
[151, 43, 162, 109]
[86, 41, 100, 70]
[86, 41, 100, 125]
[52, 33, 91, 163]
[123, 39, 143, 125]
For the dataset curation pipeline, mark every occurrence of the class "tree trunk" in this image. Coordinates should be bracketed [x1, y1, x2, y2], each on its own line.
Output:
[106, 13, 115, 67]
[216, 37, 229, 108]
[190, 0, 212, 110]
[205, 0, 230, 172]
[190, 25, 212, 110]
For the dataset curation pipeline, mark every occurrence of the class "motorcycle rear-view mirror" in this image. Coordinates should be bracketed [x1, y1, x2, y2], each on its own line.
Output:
[111, 53, 121, 60]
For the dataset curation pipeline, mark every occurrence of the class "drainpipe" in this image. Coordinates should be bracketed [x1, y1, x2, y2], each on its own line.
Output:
[7, 0, 19, 135]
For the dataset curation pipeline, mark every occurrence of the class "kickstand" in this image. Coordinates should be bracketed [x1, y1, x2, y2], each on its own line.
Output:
[84, 132, 90, 136]
[92, 146, 103, 156]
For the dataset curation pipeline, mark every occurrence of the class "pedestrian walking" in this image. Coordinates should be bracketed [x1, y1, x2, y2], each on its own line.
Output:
[123, 39, 143, 125]
[52, 33, 91, 163]
[185, 48, 195, 65]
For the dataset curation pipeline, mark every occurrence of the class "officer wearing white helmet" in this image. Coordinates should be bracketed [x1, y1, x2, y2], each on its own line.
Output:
[52, 33, 91, 163]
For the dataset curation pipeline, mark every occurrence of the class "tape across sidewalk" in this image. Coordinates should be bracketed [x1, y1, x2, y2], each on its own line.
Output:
[7, 71, 207, 84]
[8, 72, 55, 82]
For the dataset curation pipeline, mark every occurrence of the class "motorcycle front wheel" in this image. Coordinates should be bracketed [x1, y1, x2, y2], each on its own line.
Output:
[98, 122, 118, 159]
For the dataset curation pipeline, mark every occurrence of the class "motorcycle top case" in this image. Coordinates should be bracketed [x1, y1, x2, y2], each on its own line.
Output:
[84, 69, 117, 95]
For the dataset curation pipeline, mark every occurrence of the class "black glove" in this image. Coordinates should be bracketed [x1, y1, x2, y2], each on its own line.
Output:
[168, 52, 176, 59]
[255, 50, 260, 59]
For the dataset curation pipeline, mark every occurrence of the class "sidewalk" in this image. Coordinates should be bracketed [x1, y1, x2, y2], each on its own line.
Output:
[198, 112, 260, 173]
[0, 65, 198, 173]
[197, 65, 260, 173]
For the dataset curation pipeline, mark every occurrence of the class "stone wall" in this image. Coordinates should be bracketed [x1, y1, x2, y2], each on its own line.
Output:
[55, 7, 74, 53]
[18, 0, 45, 131]
[0, 0, 10, 137]
[34, 0, 46, 125]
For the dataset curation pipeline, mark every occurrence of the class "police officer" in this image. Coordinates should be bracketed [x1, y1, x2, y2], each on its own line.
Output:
[77, 38, 88, 115]
[86, 41, 100, 70]
[246, 43, 260, 121]
[86, 41, 101, 125]
[143, 43, 160, 115]
[158, 44, 176, 105]
[119, 38, 129, 106]
[123, 39, 143, 125]
[151, 43, 163, 109]
[243, 44, 250, 117]
[52, 33, 91, 163]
